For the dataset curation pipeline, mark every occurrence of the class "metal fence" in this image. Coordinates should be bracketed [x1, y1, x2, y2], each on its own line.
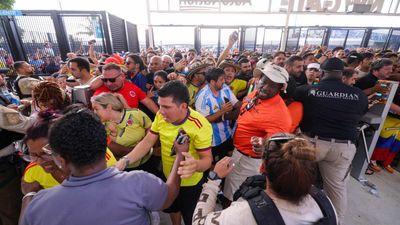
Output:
[0, 10, 140, 72]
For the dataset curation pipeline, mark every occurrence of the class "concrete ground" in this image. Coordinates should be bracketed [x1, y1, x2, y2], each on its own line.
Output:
[344, 170, 400, 225]
[159, 170, 400, 225]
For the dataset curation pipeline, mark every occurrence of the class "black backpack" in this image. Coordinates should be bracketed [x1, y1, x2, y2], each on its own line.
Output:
[233, 175, 337, 225]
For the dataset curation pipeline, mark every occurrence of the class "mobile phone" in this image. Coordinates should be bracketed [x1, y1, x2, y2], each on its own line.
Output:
[232, 31, 238, 41]
[223, 97, 230, 103]
[170, 128, 188, 156]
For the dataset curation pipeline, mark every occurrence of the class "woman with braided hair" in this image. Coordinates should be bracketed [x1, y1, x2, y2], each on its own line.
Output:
[0, 80, 70, 133]
[32, 81, 70, 112]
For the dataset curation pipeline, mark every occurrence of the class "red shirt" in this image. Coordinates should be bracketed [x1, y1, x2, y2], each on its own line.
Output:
[94, 81, 146, 108]
[233, 91, 292, 157]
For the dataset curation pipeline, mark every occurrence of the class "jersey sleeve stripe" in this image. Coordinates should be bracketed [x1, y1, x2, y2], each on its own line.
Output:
[196, 147, 211, 152]
[188, 116, 203, 128]
[23, 162, 38, 175]
[150, 129, 159, 135]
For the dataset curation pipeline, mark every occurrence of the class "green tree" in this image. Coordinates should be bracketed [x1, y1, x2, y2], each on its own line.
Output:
[0, 0, 16, 10]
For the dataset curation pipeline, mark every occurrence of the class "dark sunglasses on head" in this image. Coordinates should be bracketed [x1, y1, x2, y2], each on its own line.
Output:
[263, 133, 297, 160]
[263, 134, 309, 161]
[101, 73, 122, 83]
[240, 97, 258, 116]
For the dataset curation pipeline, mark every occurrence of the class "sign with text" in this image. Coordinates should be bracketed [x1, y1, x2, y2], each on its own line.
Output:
[150, 0, 397, 14]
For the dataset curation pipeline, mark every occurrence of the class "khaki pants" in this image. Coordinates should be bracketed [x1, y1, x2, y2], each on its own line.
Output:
[311, 137, 356, 225]
[223, 149, 262, 201]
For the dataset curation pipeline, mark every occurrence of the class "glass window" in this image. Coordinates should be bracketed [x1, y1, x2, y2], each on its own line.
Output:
[328, 29, 347, 49]
[387, 30, 400, 52]
[368, 29, 390, 49]
[286, 28, 300, 52]
[244, 27, 257, 51]
[220, 28, 240, 53]
[345, 29, 365, 49]
[256, 27, 264, 53]
[201, 28, 219, 56]
[263, 29, 282, 53]
[153, 26, 194, 52]
[137, 25, 147, 51]
[298, 28, 308, 49]
[305, 29, 325, 49]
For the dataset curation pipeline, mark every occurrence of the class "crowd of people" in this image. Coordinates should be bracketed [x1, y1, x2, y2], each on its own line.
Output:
[0, 32, 399, 225]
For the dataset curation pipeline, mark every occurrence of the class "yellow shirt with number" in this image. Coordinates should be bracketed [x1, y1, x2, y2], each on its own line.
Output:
[106, 109, 152, 168]
[150, 108, 212, 187]
[229, 79, 247, 97]
[23, 149, 117, 189]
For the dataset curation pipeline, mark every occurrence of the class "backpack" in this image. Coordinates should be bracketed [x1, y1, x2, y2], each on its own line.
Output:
[233, 175, 337, 225]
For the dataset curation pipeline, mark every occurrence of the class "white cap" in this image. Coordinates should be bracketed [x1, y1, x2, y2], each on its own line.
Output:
[261, 63, 289, 85]
[253, 59, 270, 77]
[307, 63, 320, 71]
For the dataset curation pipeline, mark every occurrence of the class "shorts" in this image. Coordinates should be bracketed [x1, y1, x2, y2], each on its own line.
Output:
[163, 175, 205, 225]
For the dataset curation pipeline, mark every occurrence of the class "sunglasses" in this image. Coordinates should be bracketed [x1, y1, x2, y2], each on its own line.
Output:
[21, 143, 53, 162]
[125, 61, 134, 65]
[101, 73, 122, 83]
[263, 134, 305, 159]
[240, 97, 258, 116]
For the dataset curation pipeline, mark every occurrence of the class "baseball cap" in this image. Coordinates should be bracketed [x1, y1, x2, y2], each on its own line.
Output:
[307, 63, 320, 71]
[260, 63, 289, 87]
[320, 58, 344, 71]
[253, 58, 270, 77]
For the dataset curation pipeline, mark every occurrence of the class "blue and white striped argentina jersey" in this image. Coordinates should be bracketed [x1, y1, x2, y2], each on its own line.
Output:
[195, 84, 238, 147]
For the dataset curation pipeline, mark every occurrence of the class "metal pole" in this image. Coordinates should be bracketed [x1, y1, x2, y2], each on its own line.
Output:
[280, 0, 292, 51]
[146, 0, 154, 48]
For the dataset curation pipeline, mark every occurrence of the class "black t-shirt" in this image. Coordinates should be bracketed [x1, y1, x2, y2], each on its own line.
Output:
[354, 72, 378, 90]
[295, 72, 308, 87]
[280, 76, 297, 100]
[236, 72, 253, 82]
[294, 77, 368, 141]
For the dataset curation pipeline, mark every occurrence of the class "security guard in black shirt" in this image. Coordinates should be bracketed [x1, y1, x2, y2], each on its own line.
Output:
[294, 57, 368, 225]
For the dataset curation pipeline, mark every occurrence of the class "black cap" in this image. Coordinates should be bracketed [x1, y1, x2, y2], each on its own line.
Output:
[320, 58, 344, 71]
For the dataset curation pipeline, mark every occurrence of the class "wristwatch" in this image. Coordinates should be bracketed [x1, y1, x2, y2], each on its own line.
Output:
[208, 170, 221, 181]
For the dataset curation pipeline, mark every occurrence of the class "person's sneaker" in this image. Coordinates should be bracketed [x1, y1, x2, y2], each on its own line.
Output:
[369, 163, 381, 172]
[385, 165, 394, 173]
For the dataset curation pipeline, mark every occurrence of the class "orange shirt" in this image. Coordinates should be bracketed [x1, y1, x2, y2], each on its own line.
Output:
[233, 91, 292, 157]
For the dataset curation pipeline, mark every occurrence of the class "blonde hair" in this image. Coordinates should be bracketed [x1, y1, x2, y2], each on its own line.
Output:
[91, 93, 128, 112]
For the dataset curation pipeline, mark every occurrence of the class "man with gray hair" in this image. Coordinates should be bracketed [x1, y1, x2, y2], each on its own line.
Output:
[161, 55, 174, 73]
[294, 57, 368, 224]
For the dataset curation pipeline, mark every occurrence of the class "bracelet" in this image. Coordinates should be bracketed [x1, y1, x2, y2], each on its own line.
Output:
[22, 192, 37, 200]
[221, 113, 225, 121]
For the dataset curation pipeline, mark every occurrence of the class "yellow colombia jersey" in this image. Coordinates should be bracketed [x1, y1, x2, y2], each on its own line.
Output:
[23, 149, 117, 189]
[229, 79, 247, 97]
[187, 83, 199, 108]
[151, 108, 212, 187]
[106, 109, 152, 168]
